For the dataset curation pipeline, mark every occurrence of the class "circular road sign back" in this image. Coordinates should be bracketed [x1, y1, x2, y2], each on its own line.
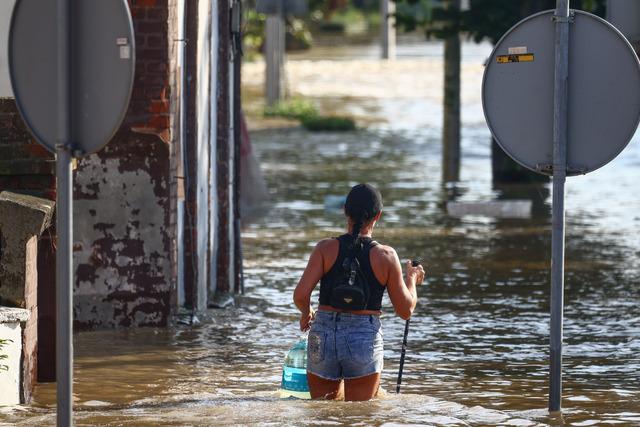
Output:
[482, 10, 640, 176]
[9, 0, 135, 155]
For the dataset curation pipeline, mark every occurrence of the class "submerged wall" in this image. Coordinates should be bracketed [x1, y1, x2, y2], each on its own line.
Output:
[0, 0, 238, 331]
[0, 308, 29, 406]
[71, 0, 174, 328]
[73, 133, 171, 328]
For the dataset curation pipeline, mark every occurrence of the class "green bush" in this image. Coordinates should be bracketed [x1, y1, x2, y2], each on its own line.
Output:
[264, 98, 318, 120]
[301, 115, 357, 132]
[318, 21, 346, 33]
[264, 97, 357, 132]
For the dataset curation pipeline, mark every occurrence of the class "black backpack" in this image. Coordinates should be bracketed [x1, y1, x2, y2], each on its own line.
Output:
[329, 240, 378, 310]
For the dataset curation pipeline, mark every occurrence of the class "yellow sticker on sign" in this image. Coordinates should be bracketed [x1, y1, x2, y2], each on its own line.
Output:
[497, 53, 535, 63]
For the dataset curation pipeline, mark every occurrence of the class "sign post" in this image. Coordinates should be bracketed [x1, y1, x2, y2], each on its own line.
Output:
[549, 0, 569, 412]
[9, 1, 135, 425]
[56, 1, 73, 424]
[482, 3, 640, 414]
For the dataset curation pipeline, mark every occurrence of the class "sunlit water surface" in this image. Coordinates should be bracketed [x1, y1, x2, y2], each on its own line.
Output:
[2, 37, 639, 426]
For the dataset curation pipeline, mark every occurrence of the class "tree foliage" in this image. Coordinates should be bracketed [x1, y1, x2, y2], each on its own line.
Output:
[396, 0, 607, 44]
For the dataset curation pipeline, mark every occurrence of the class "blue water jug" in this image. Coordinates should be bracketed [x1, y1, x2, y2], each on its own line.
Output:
[279, 336, 311, 399]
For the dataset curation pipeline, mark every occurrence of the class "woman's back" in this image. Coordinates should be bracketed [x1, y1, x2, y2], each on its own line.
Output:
[292, 184, 425, 401]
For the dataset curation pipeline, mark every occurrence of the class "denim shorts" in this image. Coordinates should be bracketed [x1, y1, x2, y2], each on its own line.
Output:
[307, 311, 383, 380]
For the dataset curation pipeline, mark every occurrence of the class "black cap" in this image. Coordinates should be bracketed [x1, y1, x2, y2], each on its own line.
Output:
[344, 183, 383, 221]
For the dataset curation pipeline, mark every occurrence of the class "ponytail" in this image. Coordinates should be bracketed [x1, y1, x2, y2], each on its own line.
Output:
[349, 216, 366, 257]
[343, 183, 382, 261]
[341, 215, 366, 279]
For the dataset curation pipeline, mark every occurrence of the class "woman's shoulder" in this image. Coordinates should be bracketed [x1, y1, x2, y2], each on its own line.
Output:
[370, 243, 398, 263]
[315, 237, 340, 253]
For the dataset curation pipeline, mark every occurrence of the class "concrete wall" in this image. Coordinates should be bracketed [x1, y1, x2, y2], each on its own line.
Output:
[71, 0, 174, 328]
[0, 192, 53, 403]
[0, 308, 29, 406]
[0, 322, 23, 406]
[74, 134, 171, 328]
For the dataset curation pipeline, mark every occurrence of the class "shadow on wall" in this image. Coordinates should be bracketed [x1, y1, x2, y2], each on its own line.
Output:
[240, 112, 270, 225]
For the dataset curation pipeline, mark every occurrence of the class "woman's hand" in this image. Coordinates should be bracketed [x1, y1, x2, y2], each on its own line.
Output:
[405, 261, 425, 286]
[300, 307, 315, 332]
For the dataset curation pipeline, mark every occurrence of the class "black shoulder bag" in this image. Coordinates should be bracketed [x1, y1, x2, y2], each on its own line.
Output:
[329, 240, 378, 310]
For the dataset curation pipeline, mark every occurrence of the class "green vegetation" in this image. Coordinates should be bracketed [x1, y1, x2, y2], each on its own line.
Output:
[243, 10, 313, 57]
[0, 338, 10, 372]
[395, 0, 606, 43]
[264, 98, 357, 132]
[314, 6, 381, 35]
[264, 98, 318, 120]
[243, 0, 384, 54]
[301, 115, 357, 131]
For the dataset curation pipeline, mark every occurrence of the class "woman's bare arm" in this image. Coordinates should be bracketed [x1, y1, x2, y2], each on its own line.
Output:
[293, 239, 332, 330]
[380, 246, 424, 320]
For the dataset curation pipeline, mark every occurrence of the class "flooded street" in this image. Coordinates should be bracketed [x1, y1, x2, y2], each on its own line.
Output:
[2, 38, 640, 426]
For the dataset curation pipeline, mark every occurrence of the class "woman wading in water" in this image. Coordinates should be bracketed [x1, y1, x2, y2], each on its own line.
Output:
[293, 184, 425, 401]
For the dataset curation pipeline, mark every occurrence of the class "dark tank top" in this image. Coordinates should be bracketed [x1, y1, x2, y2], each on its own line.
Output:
[319, 234, 386, 311]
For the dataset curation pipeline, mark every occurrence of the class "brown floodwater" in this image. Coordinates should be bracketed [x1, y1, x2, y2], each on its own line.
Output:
[2, 38, 640, 426]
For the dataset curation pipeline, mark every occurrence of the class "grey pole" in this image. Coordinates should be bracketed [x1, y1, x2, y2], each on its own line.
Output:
[265, 0, 285, 106]
[549, 0, 569, 413]
[380, 0, 396, 60]
[56, 0, 73, 425]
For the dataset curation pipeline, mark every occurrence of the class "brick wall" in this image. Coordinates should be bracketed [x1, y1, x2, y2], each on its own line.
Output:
[128, 0, 171, 141]
[1, 1, 176, 331]
[0, 99, 55, 199]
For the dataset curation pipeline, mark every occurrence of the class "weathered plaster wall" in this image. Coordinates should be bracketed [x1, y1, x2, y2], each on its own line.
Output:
[74, 134, 171, 328]
[69, 0, 175, 329]
[0, 307, 29, 406]
[0, 321, 23, 406]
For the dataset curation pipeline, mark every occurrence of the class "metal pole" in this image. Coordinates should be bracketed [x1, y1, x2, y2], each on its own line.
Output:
[549, 0, 569, 413]
[57, 0, 73, 425]
[265, 0, 284, 106]
[395, 319, 410, 393]
[380, 0, 396, 60]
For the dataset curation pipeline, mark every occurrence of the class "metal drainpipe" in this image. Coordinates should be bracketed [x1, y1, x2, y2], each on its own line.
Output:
[210, 0, 219, 298]
[176, 0, 187, 307]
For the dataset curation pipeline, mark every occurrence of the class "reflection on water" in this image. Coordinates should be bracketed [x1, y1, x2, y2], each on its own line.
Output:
[2, 39, 639, 426]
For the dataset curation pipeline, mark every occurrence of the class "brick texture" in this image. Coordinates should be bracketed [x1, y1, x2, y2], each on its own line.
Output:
[128, 0, 171, 144]
[0, 99, 55, 200]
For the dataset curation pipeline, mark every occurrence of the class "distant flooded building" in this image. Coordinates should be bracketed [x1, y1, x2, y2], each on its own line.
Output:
[0, 0, 244, 401]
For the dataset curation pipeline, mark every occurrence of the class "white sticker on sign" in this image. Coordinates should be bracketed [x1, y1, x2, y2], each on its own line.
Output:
[120, 45, 131, 59]
[508, 46, 528, 55]
[117, 37, 128, 46]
